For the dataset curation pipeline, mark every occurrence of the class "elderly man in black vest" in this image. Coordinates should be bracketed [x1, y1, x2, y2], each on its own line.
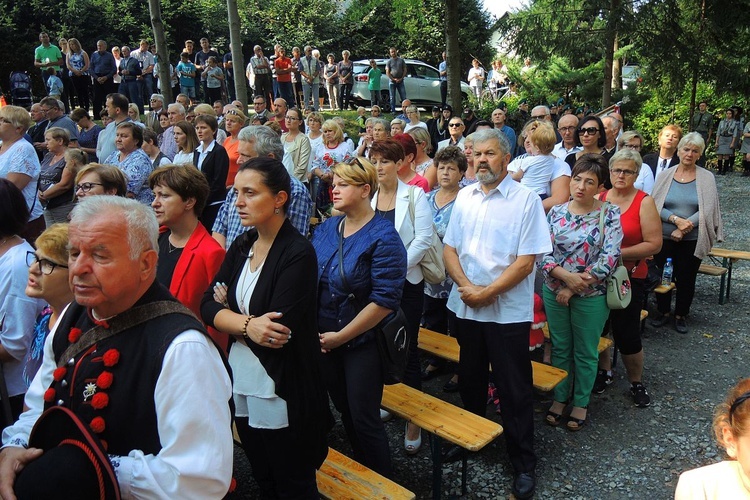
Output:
[0, 196, 233, 499]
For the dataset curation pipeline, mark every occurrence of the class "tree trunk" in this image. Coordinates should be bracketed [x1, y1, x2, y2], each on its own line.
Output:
[612, 34, 622, 91]
[445, 0, 462, 111]
[148, 0, 172, 103]
[227, 0, 247, 107]
[601, 0, 621, 107]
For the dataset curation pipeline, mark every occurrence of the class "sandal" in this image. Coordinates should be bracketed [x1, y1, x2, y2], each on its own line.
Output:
[566, 407, 588, 432]
[545, 410, 564, 427]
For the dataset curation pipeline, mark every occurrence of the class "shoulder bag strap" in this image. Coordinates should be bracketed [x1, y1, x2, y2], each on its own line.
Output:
[57, 301, 197, 367]
[407, 185, 415, 225]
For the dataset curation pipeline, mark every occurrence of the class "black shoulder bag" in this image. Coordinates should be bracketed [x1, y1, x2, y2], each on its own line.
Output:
[337, 219, 409, 385]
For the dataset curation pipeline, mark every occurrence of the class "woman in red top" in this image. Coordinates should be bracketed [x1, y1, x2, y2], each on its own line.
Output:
[595, 149, 662, 407]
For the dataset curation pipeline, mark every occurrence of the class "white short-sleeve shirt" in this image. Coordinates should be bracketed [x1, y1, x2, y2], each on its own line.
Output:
[443, 174, 552, 324]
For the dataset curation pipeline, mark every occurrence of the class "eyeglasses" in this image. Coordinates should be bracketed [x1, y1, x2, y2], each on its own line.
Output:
[578, 127, 599, 136]
[622, 143, 641, 150]
[75, 182, 104, 192]
[26, 251, 68, 275]
[558, 126, 576, 133]
[610, 168, 637, 177]
[40, 108, 52, 113]
[448, 123, 463, 128]
[531, 115, 547, 120]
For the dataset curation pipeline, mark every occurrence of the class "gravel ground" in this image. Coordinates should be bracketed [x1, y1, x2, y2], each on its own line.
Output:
[228, 173, 750, 499]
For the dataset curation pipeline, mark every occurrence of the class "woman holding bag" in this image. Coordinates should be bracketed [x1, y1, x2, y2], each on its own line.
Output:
[312, 158, 406, 476]
[540, 154, 623, 431]
[592, 149, 662, 407]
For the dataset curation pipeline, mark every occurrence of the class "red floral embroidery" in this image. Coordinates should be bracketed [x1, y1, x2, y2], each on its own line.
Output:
[68, 327, 82, 343]
[91, 392, 109, 410]
[90, 416, 105, 433]
[52, 367, 67, 382]
[43, 388, 56, 403]
[96, 371, 113, 389]
[102, 349, 120, 367]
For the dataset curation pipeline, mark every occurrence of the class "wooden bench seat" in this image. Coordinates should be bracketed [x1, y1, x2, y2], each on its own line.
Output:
[698, 263, 728, 276]
[654, 282, 675, 294]
[418, 328, 568, 392]
[708, 247, 750, 304]
[382, 383, 503, 498]
[233, 427, 416, 499]
[318, 448, 415, 500]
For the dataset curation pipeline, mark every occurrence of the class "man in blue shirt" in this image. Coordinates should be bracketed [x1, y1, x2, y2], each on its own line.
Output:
[212, 126, 312, 248]
[439, 51, 447, 107]
[90, 40, 117, 120]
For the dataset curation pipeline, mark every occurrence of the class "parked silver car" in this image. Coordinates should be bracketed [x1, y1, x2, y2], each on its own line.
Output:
[350, 59, 472, 111]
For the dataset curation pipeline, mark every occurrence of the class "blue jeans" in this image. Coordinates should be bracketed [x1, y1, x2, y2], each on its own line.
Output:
[388, 80, 406, 112]
[302, 81, 319, 111]
[119, 79, 142, 113]
[278, 81, 294, 106]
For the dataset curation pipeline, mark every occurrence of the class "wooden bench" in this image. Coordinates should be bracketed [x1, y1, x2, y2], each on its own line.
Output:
[382, 383, 503, 499]
[232, 426, 416, 499]
[418, 328, 568, 392]
[698, 264, 729, 304]
[708, 248, 750, 304]
[317, 448, 415, 500]
[654, 282, 675, 294]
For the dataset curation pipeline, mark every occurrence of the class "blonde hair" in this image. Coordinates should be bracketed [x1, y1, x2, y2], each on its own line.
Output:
[0, 105, 32, 131]
[35, 223, 70, 263]
[529, 120, 556, 155]
[321, 120, 344, 144]
[193, 103, 216, 117]
[45, 127, 71, 147]
[331, 158, 378, 199]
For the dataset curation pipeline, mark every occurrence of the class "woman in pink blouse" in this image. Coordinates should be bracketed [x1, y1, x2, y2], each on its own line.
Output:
[539, 154, 623, 431]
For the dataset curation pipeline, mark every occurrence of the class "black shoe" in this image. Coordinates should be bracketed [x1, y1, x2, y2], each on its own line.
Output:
[649, 312, 671, 328]
[512, 471, 536, 499]
[592, 369, 613, 394]
[674, 316, 688, 334]
[441, 444, 466, 463]
[443, 379, 459, 393]
[421, 365, 442, 381]
[631, 382, 651, 408]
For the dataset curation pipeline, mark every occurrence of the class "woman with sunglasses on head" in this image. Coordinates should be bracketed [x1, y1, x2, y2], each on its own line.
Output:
[565, 115, 608, 172]
[311, 158, 406, 477]
[0, 179, 46, 427]
[649, 132, 723, 335]
[676, 378, 750, 498]
[282, 107, 311, 186]
[591, 149, 662, 406]
[74, 163, 128, 201]
[23, 223, 73, 387]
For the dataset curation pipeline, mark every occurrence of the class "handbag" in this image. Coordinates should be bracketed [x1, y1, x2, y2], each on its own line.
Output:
[337, 219, 409, 384]
[598, 204, 632, 310]
[406, 186, 446, 285]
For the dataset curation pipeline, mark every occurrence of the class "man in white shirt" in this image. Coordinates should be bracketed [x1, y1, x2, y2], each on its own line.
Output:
[443, 128, 551, 500]
[131, 40, 156, 112]
[0, 196, 233, 499]
[552, 114, 582, 160]
[95, 93, 130, 162]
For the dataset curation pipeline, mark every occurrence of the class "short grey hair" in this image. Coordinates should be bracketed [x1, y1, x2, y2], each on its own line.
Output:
[70, 196, 158, 260]
[390, 118, 406, 128]
[167, 103, 185, 115]
[617, 130, 643, 149]
[237, 125, 283, 159]
[471, 128, 511, 156]
[677, 132, 706, 155]
[531, 105, 550, 116]
[150, 94, 165, 108]
[609, 149, 642, 173]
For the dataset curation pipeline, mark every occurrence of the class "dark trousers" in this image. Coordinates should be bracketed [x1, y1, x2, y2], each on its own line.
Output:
[422, 295, 456, 368]
[320, 339, 392, 477]
[206, 86, 222, 106]
[139, 74, 154, 110]
[293, 81, 304, 109]
[272, 78, 279, 99]
[608, 278, 646, 355]
[339, 83, 353, 110]
[456, 318, 536, 473]
[226, 73, 236, 102]
[92, 77, 116, 119]
[255, 74, 273, 108]
[235, 418, 318, 499]
[119, 79, 142, 113]
[278, 81, 294, 107]
[440, 80, 448, 107]
[71, 75, 90, 111]
[654, 239, 701, 317]
[59, 72, 74, 113]
[401, 280, 424, 390]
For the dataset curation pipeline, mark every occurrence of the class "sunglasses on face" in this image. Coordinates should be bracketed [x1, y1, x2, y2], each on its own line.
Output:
[578, 127, 599, 136]
[346, 157, 366, 171]
[448, 123, 462, 128]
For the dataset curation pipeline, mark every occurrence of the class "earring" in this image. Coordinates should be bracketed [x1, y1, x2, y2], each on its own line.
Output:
[274, 208, 280, 214]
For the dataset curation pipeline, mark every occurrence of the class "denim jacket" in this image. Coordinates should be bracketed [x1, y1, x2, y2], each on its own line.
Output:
[312, 215, 406, 347]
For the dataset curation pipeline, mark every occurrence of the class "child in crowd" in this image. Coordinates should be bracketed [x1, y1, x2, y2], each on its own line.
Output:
[676, 378, 750, 498]
[46, 67, 63, 100]
[176, 52, 197, 100]
[367, 59, 381, 108]
[509, 120, 558, 199]
[356, 106, 367, 136]
[100, 109, 113, 127]
[205, 56, 224, 104]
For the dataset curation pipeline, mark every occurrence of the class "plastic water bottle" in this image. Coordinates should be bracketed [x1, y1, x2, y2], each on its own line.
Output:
[661, 258, 674, 286]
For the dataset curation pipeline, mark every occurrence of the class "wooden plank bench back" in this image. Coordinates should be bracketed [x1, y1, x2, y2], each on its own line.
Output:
[317, 447, 416, 500]
[418, 328, 568, 392]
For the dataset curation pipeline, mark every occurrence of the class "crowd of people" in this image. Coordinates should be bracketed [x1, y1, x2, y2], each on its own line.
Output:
[0, 31, 741, 499]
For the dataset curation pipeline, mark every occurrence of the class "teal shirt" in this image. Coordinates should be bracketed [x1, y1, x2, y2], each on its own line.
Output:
[368, 67, 382, 91]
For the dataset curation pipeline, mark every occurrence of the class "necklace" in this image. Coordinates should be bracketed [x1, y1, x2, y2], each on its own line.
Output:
[238, 247, 264, 315]
[377, 189, 397, 215]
